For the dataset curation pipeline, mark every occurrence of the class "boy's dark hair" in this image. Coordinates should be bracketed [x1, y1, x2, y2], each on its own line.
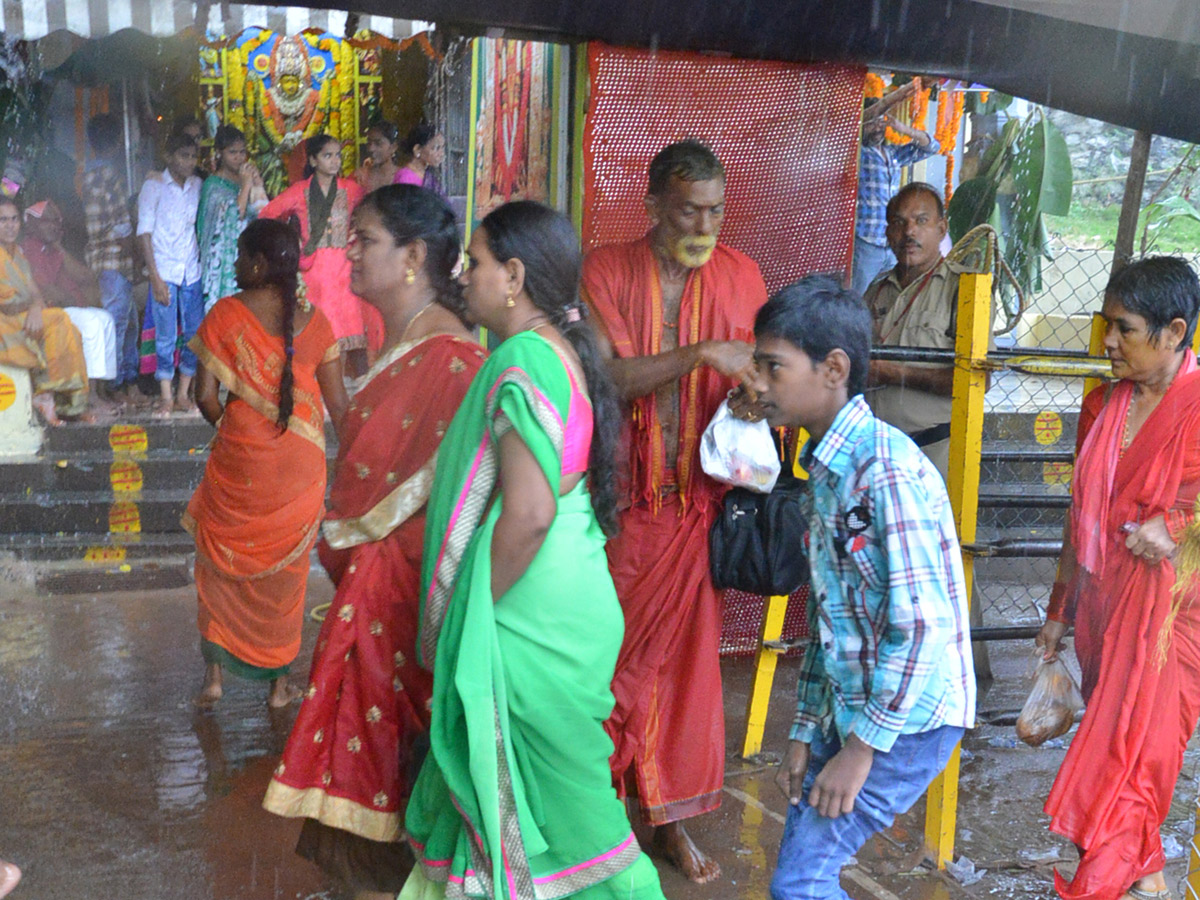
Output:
[647, 140, 725, 196]
[87, 114, 122, 154]
[1106, 256, 1200, 351]
[755, 274, 872, 398]
[165, 132, 199, 156]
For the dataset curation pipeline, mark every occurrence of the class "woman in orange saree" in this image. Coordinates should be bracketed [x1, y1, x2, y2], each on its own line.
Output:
[1038, 257, 1200, 900]
[184, 218, 348, 709]
[262, 186, 484, 900]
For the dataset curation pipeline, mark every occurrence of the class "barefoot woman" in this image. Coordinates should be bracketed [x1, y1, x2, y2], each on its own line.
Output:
[402, 202, 665, 899]
[1038, 256, 1200, 900]
[263, 185, 485, 900]
[184, 218, 348, 708]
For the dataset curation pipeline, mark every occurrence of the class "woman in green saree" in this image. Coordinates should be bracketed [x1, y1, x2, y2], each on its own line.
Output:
[402, 201, 665, 900]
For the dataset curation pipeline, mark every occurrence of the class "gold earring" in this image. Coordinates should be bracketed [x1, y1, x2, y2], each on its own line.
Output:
[505, 291, 516, 309]
[405, 267, 416, 285]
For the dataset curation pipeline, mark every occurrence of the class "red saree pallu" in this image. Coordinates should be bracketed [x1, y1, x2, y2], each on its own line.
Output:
[263, 334, 485, 852]
[582, 235, 766, 825]
[183, 297, 338, 676]
[1047, 359, 1200, 900]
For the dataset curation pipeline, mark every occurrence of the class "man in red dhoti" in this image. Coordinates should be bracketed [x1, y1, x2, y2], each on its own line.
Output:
[581, 140, 768, 883]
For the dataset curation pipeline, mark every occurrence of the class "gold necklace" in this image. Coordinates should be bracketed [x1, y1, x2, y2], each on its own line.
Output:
[399, 301, 437, 346]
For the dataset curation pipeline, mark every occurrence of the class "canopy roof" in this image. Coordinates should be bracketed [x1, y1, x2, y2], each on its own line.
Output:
[326, 0, 1200, 143]
[4, 0, 1198, 142]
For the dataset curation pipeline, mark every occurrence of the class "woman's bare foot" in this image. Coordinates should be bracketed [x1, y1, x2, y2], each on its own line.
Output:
[652, 820, 721, 884]
[0, 861, 21, 899]
[1124, 871, 1171, 899]
[152, 398, 175, 419]
[267, 677, 303, 708]
[174, 398, 201, 417]
[31, 392, 62, 426]
[193, 663, 223, 708]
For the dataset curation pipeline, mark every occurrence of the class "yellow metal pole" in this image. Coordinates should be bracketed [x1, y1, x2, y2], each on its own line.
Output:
[463, 39, 482, 243]
[1082, 312, 1108, 400]
[923, 271, 991, 868]
[742, 594, 790, 758]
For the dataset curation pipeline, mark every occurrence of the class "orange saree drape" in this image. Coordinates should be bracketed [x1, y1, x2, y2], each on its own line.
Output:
[183, 296, 338, 676]
[1047, 360, 1200, 900]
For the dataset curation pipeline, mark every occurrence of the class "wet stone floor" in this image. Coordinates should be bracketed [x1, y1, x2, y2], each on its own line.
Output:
[2, 563, 1199, 900]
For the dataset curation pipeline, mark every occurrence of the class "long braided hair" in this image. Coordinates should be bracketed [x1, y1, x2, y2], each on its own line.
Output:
[238, 218, 302, 430]
[479, 201, 622, 537]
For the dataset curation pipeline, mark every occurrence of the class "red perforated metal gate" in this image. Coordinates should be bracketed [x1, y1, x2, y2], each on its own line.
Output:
[581, 44, 861, 655]
[581, 42, 864, 292]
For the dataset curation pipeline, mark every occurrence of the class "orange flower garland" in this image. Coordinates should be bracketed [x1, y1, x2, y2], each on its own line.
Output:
[935, 90, 965, 201]
[886, 84, 930, 145]
[864, 72, 885, 100]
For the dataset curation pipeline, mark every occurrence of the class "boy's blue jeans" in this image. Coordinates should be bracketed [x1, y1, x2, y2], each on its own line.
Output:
[770, 725, 963, 900]
[150, 279, 202, 382]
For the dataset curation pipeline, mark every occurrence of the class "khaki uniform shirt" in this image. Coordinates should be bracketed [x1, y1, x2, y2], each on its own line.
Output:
[864, 260, 977, 479]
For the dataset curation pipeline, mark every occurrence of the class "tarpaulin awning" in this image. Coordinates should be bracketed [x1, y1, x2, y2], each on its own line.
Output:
[0, 1, 421, 40]
[274, 0, 1200, 144]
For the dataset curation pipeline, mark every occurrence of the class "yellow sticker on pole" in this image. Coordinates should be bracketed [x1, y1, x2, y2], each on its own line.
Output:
[108, 501, 141, 533]
[108, 424, 148, 454]
[110, 460, 144, 493]
[0, 373, 16, 411]
[1034, 411, 1063, 446]
[1043, 461, 1073, 486]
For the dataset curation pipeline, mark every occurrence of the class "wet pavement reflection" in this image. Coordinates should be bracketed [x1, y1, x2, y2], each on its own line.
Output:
[6, 565, 1191, 899]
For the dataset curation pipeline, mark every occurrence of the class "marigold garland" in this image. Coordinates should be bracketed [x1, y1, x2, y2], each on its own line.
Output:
[864, 72, 886, 100]
[934, 90, 965, 202]
[886, 84, 930, 145]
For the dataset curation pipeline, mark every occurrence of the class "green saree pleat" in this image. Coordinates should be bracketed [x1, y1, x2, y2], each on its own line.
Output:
[408, 332, 664, 900]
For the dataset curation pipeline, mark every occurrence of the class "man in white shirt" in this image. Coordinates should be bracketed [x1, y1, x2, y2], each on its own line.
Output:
[137, 132, 202, 416]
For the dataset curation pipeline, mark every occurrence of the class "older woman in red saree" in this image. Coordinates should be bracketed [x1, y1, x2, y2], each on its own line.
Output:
[184, 218, 348, 709]
[1038, 256, 1200, 900]
[262, 186, 484, 900]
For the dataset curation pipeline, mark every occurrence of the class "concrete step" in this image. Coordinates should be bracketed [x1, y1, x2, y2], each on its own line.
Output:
[31, 555, 195, 595]
[0, 489, 193, 534]
[0, 530, 196, 562]
[40, 416, 338, 455]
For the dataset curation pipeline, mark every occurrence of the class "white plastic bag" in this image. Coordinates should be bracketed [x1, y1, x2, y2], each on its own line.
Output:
[1015, 657, 1084, 747]
[699, 399, 781, 493]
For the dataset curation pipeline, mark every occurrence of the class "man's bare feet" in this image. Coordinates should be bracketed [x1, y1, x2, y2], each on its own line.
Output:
[267, 677, 303, 709]
[152, 398, 175, 419]
[193, 663, 223, 708]
[174, 398, 201, 417]
[0, 861, 21, 899]
[653, 820, 721, 884]
[31, 392, 62, 426]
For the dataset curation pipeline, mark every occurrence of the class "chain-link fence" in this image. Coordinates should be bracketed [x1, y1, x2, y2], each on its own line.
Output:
[976, 238, 1111, 630]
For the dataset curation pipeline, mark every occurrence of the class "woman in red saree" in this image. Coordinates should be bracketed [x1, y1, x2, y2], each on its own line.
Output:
[184, 218, 348, 709]
[262, 185, 484, 900]
[1038, 256, 1200, 900]
[260, 134, 373, 376]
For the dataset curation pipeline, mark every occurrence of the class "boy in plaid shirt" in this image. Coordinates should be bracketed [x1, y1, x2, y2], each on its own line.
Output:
[751, 275, 975, 900]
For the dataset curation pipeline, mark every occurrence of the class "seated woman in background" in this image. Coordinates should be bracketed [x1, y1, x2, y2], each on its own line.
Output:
[184, 218, 348, 709]
[21, 199, 120, 414]
[0, 196, 91, 425]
